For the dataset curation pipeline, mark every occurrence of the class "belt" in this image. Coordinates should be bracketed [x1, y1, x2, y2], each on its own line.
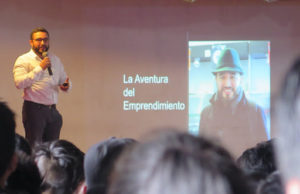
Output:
[24, 100, 56, 109]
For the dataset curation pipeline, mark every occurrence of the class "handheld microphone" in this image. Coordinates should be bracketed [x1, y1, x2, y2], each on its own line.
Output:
[42, 52, 53, 76]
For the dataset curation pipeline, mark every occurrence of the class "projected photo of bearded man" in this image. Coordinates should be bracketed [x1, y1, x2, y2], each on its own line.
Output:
[199, 48, 267, 157]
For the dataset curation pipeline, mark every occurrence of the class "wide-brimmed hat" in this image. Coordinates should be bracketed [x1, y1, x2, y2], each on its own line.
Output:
[212, 48, 244, 75]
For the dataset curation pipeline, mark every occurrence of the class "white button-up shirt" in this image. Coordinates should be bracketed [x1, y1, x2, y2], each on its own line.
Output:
[13, 49, 71, 105]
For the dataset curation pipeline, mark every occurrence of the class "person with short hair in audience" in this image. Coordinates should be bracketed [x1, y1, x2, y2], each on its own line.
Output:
[6, 134, 42, 194]
[14, 134, 32, 156]
[108, 130, 253, 194]
[6, 152, 42, 194]
[84, 137, 136, 194]
[0, 101, 17, 194]
[237, 139, 277, 190]
[34, 139, 84, 194]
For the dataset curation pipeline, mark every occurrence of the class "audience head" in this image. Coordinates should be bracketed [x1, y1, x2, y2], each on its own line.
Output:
[237, 139, 277, 190]
[15, 134, 31, 156]
[0, 101, 16, 187]
[108, 130, 253, 194]
[237, 139, 277, 176]
[84, 137, 136, 194]
[257, 171, 284, 194]
[6, 151, 42, 194]
[34, 139, 84, 194]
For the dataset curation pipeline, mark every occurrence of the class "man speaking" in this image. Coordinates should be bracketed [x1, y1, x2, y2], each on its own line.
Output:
[199, 48, 267, 156]
[13, 27, 71, 146]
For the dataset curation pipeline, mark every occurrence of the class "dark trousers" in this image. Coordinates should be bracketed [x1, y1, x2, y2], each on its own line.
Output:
[22, 100, 63, 146]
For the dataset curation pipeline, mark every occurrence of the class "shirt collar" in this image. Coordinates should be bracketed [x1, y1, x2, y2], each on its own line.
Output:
[29, 49, 41, 60]
[29, 49, 47, 61]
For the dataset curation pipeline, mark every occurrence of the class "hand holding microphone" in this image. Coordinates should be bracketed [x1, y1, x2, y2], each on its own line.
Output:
[40, 52, 53, 76]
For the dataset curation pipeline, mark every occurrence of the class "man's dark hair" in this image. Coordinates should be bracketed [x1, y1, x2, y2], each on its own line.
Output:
[0, 101, 16, 178]
[84, 137, 137, 194]
[237, 139, 277, 176]
[6, 152, 42, 194]
[108, 130, 253, 194]
[33, 139, 84, 194]
[15, 134, 31, 156]
[6, 133, 40, 194]
[237, 139, 277, 191]
[30, 27, 49, 40]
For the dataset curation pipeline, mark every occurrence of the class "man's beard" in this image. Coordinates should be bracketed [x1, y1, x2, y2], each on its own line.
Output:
[221, 87, 236, 101]
[33, 45, 49, 56]
[218, 86, 242, 105]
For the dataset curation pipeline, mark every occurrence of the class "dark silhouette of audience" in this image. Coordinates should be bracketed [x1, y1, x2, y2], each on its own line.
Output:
[14, 134, 32, 156]
[108, 130, 253, 194]
[6, 134, 41, 194]
[0, 101, 17, 194]
[84, 137, 136, 194]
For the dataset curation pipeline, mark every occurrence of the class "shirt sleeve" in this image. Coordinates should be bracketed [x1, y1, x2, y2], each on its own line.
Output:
[57, 57, 72, 92]
[13, 56, 44, 89]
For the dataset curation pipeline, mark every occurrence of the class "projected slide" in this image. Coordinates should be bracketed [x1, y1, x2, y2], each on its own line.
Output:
[188, 41, 270, 156]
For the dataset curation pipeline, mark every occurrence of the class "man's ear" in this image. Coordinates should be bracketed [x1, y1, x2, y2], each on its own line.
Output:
[82, 183, 87, 194]
[75, 181, 87, 194]
[0, 153, 18, 188]
[8, 153, 18, 174]
[29, 39, 33, 47]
